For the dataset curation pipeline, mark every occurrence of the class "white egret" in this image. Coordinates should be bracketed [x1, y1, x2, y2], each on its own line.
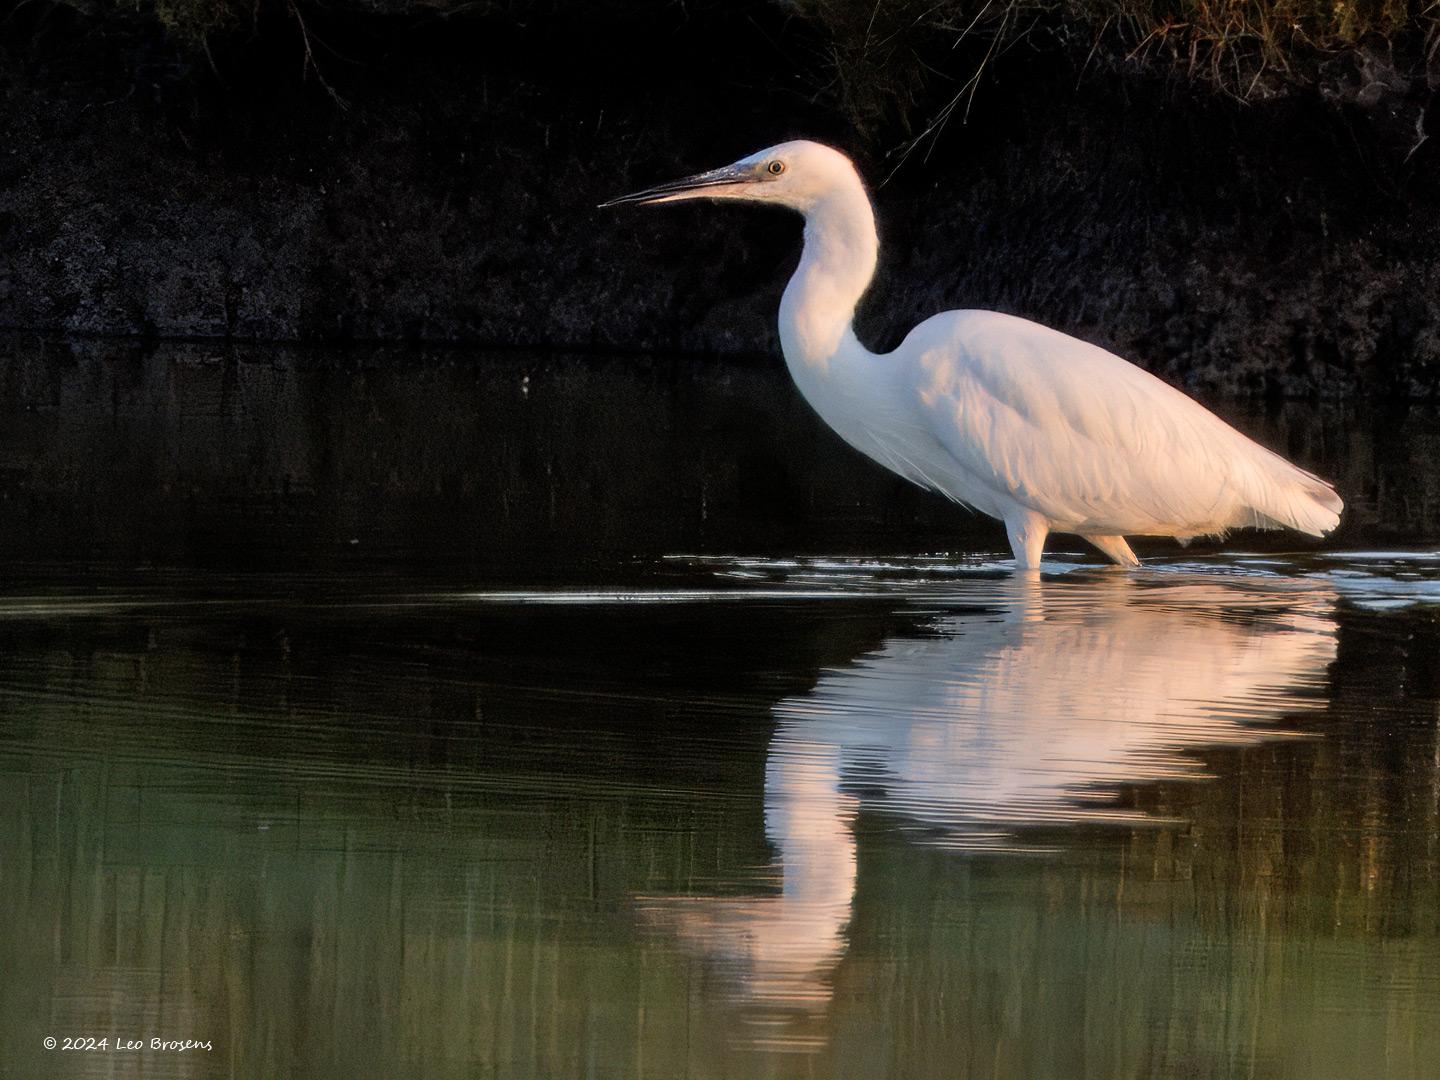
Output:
[603, 141, 1343, 570]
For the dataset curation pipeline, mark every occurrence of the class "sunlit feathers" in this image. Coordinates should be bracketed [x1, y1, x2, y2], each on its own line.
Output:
[604, 140, 1342, 569]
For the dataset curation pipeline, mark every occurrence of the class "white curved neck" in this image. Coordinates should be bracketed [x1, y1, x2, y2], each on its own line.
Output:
[778, 181, 879, 373]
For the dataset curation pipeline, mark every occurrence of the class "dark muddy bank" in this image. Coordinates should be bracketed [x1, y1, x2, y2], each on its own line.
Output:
[1, 3, 1438, 396]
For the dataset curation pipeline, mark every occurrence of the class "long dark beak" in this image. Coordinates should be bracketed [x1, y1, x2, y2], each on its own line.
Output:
[599, 161, 760, 208]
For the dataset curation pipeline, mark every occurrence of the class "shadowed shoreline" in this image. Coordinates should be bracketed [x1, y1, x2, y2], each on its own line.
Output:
[2, 2, 1437, 395]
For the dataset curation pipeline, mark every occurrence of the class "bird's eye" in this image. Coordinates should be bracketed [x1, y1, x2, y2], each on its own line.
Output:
[767, 160, 786, 175]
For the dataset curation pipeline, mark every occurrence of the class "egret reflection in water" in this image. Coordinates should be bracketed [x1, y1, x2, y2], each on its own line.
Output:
[640, 572, 1338, 1038]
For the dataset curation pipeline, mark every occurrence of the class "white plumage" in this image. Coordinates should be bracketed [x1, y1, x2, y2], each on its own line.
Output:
[604, 140, 1342, 569]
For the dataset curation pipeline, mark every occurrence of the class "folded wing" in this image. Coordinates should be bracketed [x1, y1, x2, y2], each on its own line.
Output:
[892, 310, 1341, 538]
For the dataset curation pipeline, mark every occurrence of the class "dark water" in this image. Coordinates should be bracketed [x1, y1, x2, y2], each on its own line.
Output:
[1, 342, 1439, 1079]
[2, 337, 1439, 571]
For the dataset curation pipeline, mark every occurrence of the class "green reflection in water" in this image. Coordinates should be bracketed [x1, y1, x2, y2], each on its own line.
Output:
[0, 560, 1437, 1079]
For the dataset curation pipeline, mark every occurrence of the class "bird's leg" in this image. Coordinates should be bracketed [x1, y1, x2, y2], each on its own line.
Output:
[1086, 534, 1140, 568]
[1004, 510, 1049, 572]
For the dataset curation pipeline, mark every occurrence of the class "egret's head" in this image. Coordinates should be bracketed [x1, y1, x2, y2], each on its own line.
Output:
[600, 140, 862, 215]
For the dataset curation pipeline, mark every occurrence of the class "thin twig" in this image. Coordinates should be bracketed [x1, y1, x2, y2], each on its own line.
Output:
[287, 0, 348, 109]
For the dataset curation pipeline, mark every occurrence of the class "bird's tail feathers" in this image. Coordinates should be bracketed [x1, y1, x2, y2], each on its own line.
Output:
[1236, 450, 1343, 538]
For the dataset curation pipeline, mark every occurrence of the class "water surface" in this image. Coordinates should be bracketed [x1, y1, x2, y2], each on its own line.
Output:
[1, 343, 1438, 1078]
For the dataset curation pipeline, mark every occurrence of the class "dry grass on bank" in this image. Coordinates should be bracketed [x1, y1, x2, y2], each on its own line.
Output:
[63, 0, 1440, 137]
[94, 0, 1440, 71]
[788, 0, 1437, 155]
[795, 0, 1438, 76]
